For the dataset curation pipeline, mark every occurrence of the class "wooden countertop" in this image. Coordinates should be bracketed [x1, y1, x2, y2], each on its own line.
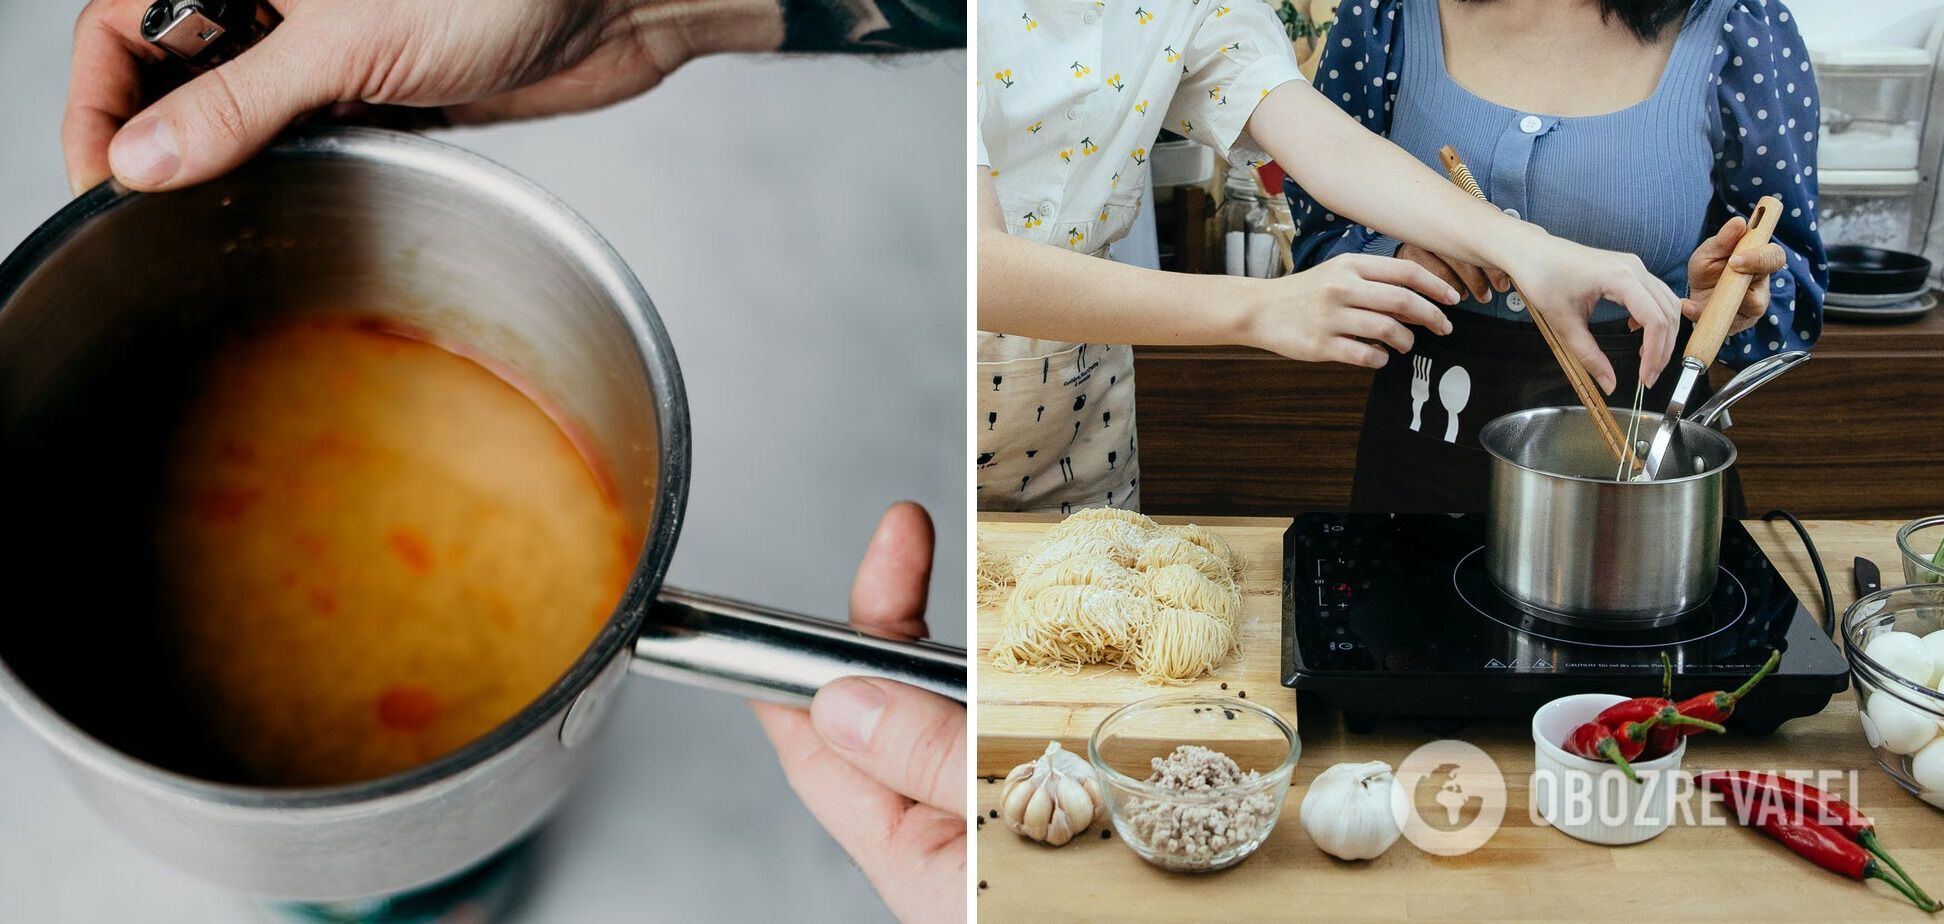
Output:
[975, 516, 1944, 922]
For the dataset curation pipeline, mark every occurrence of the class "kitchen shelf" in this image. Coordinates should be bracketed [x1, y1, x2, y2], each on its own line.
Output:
[1819, 168, 1924, 195]
[1811, 46, 1932, 79]
[1807, 21, 1944, 254]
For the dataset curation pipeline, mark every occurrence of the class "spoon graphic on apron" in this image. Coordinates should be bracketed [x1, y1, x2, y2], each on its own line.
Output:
[1438, 364, 1471, 443]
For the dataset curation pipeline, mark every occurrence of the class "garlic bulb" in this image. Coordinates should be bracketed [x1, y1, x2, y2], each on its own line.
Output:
[1000, 742, 1104, 846]
[1299, 760, 1402, 861]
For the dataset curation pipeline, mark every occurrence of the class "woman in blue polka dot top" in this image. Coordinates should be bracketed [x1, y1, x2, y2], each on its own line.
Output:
[1290, 0, 1825, 514]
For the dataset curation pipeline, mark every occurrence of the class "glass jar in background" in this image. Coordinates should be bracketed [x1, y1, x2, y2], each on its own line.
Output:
[1219, 165, 1284, 278]
[1220, 164, 1259, 277]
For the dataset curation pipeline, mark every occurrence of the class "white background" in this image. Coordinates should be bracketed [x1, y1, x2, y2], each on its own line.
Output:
[0, 4, 966, 922]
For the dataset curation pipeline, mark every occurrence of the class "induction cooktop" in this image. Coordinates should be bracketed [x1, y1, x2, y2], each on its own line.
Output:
[1280, 513, 1849, 733]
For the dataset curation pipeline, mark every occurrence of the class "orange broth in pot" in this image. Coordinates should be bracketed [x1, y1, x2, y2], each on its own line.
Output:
[131, 316, 634, 786]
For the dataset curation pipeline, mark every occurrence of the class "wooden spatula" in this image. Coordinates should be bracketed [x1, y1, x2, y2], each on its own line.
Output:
[1638, 195, 1783, 480]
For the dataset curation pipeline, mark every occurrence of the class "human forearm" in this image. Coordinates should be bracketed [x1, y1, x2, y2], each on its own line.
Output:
[975, 174, 1256, 345]
[1248, 80, 1682, 387]
[976, 175, 1461, 366]
[618, 0, 962, 58]
[977, 225, 1256, 346]
[772, 0, 966, 52]
[1248, 81, 1541, 272]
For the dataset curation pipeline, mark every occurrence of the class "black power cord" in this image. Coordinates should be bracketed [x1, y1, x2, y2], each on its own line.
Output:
[1762, 508, 1836, 638]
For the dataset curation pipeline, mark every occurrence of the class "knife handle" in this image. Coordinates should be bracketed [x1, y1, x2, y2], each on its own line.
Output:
[1685, 195, 1783, 365]
[1855, 556, 1882, 598]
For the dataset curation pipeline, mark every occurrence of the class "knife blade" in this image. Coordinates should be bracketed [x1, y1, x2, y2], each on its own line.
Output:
[1639, 361, 1701, 478]
[1639, 196, 1783, 479]
[1855, 556, 1885, 618]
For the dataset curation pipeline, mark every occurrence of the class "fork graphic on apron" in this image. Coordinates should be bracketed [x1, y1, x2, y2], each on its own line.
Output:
[1408, 355, 1432, 432]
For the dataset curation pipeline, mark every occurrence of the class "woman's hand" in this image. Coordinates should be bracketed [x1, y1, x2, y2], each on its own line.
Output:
[752, 502, 965, 924]
[1245, 82, 1680, 388]
[1240, 253, 1459, 368]
[64, 0, 781, 194]
[1684, 216, 1789, 337]
[1395, 243, 1510, 304]
[1486, 228, 1684, 394]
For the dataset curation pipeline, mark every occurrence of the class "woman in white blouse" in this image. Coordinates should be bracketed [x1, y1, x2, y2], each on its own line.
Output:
[976, 0, 1683, 514]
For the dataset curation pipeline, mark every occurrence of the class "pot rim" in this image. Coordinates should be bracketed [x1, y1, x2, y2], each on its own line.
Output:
[0, 127, 690, 810]
[1479, 406, 1738, 487]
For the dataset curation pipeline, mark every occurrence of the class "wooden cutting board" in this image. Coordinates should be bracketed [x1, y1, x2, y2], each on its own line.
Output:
[976, 513, 1293, 777]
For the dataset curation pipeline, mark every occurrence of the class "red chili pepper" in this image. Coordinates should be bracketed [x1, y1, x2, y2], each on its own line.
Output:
[1595, 663, 1722, 759]
[1672, 649, 1782, 734]
[1597, 697, 1725, 758]
[1563, 721, 1632, 779]
[1698, 771, 1934, 909]
[1643, 652, 1683, 757]
[1562, 716, 1660, 783]
[1607, 716, 1659, 761]
[1708, 776, 1937, 911]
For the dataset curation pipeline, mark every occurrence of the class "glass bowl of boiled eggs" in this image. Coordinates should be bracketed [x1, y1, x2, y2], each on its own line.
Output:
[1843, 582, 1944, 808]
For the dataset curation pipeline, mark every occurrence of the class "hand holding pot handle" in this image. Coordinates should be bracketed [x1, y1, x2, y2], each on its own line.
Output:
[1683, 196, 1783, 365]
[749, 501, 965, 924]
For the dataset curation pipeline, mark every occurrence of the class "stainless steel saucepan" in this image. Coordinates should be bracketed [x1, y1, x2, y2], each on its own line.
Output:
[0, 129, 964, 901]
[1482, 406, 1736, 625]
[1479, 350, 1807, 625]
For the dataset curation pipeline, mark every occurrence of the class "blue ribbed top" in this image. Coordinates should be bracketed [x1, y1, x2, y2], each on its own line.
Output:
[1377, 0, 1729, 321]
[1291, 0, 1829, 364]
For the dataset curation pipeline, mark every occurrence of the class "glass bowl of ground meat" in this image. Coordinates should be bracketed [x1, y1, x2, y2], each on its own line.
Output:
[1087, 693, 1300, 871]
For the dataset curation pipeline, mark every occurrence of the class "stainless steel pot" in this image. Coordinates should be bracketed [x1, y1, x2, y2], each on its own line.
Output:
[1479, 406, 1738, 625]
[0, 129, 964, 901]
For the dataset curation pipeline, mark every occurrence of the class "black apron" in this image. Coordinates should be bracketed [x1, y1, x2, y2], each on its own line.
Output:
[1349, 311, 1744, 516]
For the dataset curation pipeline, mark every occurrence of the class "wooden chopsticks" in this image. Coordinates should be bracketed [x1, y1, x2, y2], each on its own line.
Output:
[1436, 145, 1642, 474]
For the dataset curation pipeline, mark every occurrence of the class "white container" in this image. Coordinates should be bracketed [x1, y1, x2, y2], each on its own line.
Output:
[1150, 140, 1215, 189]
[1531, 693, 1687, 845]
[1812, 45, 1931, 173]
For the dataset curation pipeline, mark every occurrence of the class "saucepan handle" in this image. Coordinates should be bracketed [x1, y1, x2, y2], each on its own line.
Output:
[631, 587, 967, 705]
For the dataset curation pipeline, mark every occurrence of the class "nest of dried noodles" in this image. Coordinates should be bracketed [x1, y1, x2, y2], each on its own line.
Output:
[985, 508, 1244, 682]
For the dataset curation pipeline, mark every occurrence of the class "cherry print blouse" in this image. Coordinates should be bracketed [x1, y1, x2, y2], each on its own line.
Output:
[978, 0, 1308, 257]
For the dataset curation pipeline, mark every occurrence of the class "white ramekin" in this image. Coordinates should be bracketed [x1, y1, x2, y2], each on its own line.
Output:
[1531, 693, 1687, 845]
